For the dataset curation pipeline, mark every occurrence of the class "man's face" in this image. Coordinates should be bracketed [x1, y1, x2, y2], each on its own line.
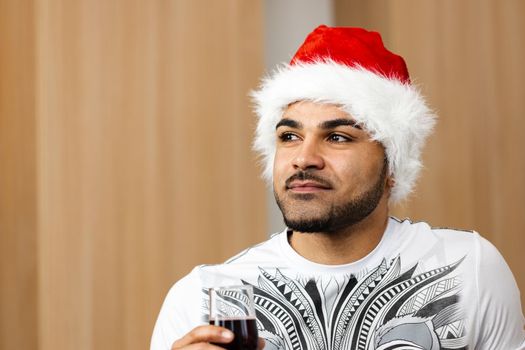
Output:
[273, 101, 391, 233]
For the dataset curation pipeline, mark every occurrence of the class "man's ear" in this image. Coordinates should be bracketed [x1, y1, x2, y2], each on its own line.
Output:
[386, 176, 395, 190]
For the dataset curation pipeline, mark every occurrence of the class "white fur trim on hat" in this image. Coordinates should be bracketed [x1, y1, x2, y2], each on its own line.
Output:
[251, 60, 436, 204]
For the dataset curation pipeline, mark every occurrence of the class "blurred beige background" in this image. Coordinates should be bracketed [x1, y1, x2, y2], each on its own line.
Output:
[1, 1, 523, 349]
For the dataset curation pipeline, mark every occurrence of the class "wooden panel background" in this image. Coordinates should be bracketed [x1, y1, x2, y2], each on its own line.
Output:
[0, 1, 37, 350]
[1, 1, 265, 349]
[335, 0, 525, 311]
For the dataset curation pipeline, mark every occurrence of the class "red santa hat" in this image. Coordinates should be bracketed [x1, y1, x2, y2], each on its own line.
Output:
[252, 25, 436, 203]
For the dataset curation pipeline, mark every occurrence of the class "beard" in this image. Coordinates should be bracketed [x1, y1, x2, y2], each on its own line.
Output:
[274, 160, 388, 234]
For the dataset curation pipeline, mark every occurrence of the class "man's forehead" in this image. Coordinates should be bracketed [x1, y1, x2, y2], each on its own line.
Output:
[278, 101, 362, 129]
[285, 100, 344, 110]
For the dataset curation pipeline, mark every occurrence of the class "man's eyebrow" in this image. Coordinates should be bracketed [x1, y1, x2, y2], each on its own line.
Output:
[320, 118, 362, 130]
[275, 118, 302, 130]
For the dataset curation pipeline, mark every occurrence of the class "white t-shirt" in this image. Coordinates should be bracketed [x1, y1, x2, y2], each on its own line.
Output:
[151, 217, 525, 350]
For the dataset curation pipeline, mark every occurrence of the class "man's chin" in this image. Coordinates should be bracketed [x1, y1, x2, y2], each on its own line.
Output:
[284, 220, 330, 233]
[282, 213, 332, 233]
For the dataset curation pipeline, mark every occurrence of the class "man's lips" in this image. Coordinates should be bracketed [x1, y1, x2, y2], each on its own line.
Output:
[284, 171, 333, 193]
[287, 181, 331, 192]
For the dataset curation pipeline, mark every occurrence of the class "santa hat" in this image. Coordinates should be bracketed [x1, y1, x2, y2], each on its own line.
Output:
[251, 25, 436, 203]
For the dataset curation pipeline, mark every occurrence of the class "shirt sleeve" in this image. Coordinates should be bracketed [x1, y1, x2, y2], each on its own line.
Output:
[474, 234, 525, 349]
[150, 267, 204, 350]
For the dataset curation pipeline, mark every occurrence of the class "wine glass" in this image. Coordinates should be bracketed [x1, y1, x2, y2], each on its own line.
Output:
[209, 285, 259, 350]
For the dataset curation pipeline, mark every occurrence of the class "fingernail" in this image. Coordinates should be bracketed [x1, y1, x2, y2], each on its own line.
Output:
[222, 330, 233, 340]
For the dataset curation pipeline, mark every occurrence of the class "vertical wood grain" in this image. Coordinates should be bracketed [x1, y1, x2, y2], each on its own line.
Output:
[1, 1, 264, 350]
[0, 1, 38, 349]
[35, 1, 265, 348]
[335, 0, 525, 311]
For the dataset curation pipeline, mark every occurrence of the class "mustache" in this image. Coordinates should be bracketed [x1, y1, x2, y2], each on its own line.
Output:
[285, 171, 333, 189]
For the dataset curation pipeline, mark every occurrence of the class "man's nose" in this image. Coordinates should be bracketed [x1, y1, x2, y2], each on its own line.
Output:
[292, 140, 325, 170]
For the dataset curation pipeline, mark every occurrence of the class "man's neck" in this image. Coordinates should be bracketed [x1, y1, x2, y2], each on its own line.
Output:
[287, 201, 390, 265]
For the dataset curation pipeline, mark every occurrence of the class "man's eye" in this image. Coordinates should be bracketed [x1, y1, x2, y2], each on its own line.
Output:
[279, 133, 300, 142]
[328, 134, 352, 142]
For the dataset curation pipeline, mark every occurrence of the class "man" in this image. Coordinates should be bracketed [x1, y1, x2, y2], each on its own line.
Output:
[152, 26, 525, 350]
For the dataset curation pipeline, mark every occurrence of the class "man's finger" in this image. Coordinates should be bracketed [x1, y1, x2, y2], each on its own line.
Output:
[257, 337, 266, 350]
[171, 325, 233, 349]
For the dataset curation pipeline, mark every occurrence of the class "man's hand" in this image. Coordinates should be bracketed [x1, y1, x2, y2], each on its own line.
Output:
[171, 325, 265, 349]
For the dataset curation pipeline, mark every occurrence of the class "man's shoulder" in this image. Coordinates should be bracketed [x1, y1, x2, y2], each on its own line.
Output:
[391, 216, 481, 244]
[191, 231, 285, 277]
[388, 217, 493, 269]
[222, 231, 284, 265]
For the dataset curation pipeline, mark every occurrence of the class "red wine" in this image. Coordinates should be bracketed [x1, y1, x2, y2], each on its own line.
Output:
[209, 318, 258, 350]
